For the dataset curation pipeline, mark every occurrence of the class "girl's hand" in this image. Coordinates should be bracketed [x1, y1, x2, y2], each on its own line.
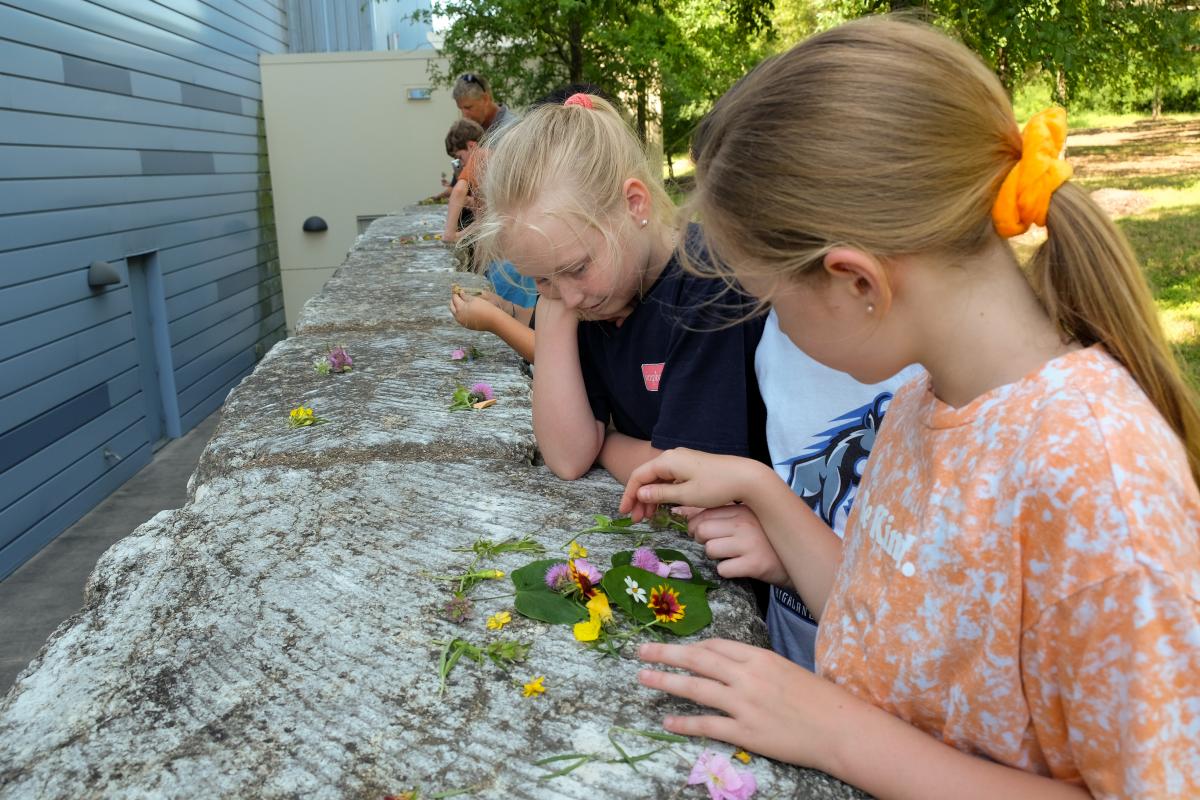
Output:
[638, 639, 854, 772]
[450, 292, 505, 332]
[688, 505, 790, 587]
[619, 448, 764, 523]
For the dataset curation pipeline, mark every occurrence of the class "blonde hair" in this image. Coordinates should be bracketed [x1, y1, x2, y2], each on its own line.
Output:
[688, 16, 1200, 485]
[470, 95, 674, 272]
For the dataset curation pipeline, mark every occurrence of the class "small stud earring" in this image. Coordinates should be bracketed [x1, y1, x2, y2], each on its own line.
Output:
[640, 219, 649, 227]
[866, 303, 876, 314]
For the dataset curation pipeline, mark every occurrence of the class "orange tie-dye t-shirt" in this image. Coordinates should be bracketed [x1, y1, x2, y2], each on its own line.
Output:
[816, 345, 1200, 798]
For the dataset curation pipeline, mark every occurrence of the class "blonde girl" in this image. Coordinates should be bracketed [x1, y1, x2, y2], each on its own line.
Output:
[472, 94, 768, 483]
[622, 18, 1200, 799]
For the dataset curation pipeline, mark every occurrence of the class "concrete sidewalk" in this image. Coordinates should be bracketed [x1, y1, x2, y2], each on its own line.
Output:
[0, 411, 220, 693]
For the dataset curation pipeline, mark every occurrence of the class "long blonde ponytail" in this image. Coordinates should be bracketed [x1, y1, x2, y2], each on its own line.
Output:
[1033, 182, 1200, 484]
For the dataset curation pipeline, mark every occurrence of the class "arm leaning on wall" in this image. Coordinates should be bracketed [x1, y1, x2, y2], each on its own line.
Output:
[442, 180, 470, 243]
[533, 297, 606, 479]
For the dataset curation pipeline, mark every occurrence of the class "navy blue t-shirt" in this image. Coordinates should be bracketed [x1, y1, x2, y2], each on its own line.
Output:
[577, 233, 768, 462]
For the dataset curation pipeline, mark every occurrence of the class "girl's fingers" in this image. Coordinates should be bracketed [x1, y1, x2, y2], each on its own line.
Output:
[693, 638, 759, 662]
[637, 642, 742, 684]
[672, 505, 705, 519]
[637, 668, 735, 714]
[702, 536, 743, 560]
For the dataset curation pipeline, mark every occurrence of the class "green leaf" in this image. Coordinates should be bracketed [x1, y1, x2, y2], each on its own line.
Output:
[601, 566, 713, 636]
[514, 588, 588, 625]
[510, 559, 565, 592]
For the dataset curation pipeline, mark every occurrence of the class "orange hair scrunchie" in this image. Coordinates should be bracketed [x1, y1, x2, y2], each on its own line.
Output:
[991, 107, 1073, 238]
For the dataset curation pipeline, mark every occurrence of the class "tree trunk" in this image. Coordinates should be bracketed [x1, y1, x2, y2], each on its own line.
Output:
[1153, 85, 1162, 120]
[568, 18, 583, 82]
[1054, 68, 1069, 107]
[636, 75, 648, 143]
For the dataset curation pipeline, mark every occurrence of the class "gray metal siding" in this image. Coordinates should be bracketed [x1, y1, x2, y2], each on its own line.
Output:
[0, 0, 288, 579]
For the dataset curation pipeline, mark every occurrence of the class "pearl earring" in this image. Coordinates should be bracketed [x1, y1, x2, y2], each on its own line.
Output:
[867, 303, 876, 314]
[640, 219, 648, 227]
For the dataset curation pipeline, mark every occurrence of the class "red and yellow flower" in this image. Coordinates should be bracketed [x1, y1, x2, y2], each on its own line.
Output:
[648, 585, 686, 623]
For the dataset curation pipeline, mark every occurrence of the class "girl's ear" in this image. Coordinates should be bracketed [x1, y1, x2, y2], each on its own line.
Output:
[622, 178, 652, 224]
[821, 247, 894, 315]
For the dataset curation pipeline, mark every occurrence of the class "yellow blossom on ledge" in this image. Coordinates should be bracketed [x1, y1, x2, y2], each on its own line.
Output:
[487, 611, 512, 630]
[289, 406, 314, 425]
[734, 749, 752, 764]
[522, 676, 546, 697]
[568, 540, 588, 559]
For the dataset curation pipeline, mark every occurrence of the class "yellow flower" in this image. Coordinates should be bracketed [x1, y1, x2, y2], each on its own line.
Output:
[573, 614, 602, 642]
[568, 540, 588, 559]
[586, 592, 613, 624]
[522, 675, 546, 697]
[734, 749, 752, 764]
[487, 611, 512, 630]
[289, 406, 314, 425]
[487, 569, 504, 579]
[574, 592, 613, 642]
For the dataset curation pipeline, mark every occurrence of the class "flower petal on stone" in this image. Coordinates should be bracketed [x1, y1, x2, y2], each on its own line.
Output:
[522, 676, 546, 697]
[486, 611, 512, 630]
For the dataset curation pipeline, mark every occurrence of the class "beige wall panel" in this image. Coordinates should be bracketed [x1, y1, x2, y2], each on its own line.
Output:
[261, 51, 457, 331]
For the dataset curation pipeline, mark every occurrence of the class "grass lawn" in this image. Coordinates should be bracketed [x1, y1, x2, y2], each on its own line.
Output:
[666, 115, 1200, 384]
[1067, 116, 1200, 384]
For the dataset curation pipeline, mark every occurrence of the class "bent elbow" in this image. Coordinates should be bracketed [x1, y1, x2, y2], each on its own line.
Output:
[543, 452, 593, 481]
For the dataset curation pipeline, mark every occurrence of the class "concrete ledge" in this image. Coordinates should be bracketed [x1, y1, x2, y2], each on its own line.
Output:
[0, 209, 870, 799]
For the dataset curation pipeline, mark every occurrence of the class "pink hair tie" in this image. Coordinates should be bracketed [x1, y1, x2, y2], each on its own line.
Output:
[563, 93, 594, 109]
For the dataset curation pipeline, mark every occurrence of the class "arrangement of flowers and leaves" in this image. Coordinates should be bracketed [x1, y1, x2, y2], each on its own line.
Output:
[533, 729, 758, 799]
[510, 543, 715, 654]
[427, 535, 545, 694]
[448, 382, 496, 411]
[312, 345, 353, 375]
[287, 405, 327, 427]
[396, 232, 443, 244]
[450, 346, 483, 363]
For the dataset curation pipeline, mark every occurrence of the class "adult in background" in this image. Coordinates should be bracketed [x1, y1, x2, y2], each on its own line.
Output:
[453, 73, 511, 134]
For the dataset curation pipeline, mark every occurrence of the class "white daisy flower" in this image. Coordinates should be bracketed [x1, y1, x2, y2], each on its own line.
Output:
[625, 575, 648, 604]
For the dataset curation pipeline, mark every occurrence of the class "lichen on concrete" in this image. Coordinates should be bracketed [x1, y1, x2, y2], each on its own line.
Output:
[0, 210, 870, 799]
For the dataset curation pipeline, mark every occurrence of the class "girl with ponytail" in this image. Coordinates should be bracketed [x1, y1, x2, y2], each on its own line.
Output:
[622, 17, 1200, 798]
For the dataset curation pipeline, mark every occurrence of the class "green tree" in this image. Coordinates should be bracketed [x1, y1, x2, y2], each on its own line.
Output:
[410, 0, 773, 166]
[832, 0, 1197, 107]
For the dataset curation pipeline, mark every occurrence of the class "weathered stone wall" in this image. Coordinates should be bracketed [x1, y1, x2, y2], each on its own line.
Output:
[0, 209, 869, 799]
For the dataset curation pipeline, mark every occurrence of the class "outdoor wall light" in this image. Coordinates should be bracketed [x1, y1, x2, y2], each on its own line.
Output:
[302, 216, 328, 232]
[407, 87, 433, 101]
[87, 260, 121, 288]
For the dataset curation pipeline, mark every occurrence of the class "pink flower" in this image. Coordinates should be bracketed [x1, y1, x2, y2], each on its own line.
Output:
[688, 750, 757, 800]
[632, 547, 660, 572]
[469, 382, 494, 401]
[631, 547, 693, 580]
[571, 558, 602, 585]
[327, 346, 353, 373]
[451, 348, 466, 361]
[544, 562, 571, 591]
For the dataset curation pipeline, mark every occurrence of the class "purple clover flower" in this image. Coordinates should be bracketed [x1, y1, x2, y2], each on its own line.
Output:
[544, 562, 571, 591]
[327, 346, 353, 373]
[451, 348, 466, 361]
[469, 382, 494, 401]
[632, 547, 661, 572]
